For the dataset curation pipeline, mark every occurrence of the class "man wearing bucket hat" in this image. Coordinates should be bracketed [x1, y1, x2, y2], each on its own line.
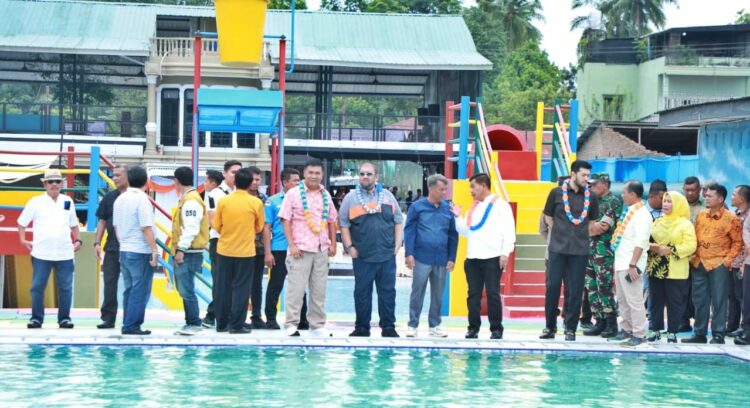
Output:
[583, 173, 622, 338]
[17, 169, 82, 329]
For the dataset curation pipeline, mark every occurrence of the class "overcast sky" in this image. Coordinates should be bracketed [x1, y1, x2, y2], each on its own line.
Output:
[304, 0, 745, 67]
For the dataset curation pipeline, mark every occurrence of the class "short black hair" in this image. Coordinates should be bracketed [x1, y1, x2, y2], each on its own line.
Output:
[684, 176, 700, 186]
[469, 173, 491, 189]
[247, 166, 262, 176]
[281, 168, 300, 182]
[570, 160, 592, 174]
[624, 180, 644, 198]
[127, 166, 148, 189]
[557, 176, 570, 186]
[705, 183, 728, 201]
[234, 168, 253, 190]
[649, 179, 667, 195]
[206, 170, 223, 185]
[304, 158, 324, 171]
[174, 166, 193, 187]
[224, 160, 242, 172]
[736, 185, 750, 204]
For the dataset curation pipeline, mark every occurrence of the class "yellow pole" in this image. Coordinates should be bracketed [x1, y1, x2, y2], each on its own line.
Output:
[535, 102, 544, 180]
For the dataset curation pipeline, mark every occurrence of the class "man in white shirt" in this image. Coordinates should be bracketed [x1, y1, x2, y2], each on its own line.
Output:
[17, 169, 81, 329]
[612, 180, 654, 347]
[202, 160, 240, 328]
[113, 166, 158, 335]
[451, 173, 516, 340]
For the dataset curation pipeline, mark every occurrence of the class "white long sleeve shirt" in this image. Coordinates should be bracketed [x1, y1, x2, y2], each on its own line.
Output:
[177, 198, 204, 252]
[614, 205, 653, 271]
[455, 195, 516, 259]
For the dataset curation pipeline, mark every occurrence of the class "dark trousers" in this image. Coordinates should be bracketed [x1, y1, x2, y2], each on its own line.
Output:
[100, 250, 121, 324]
[353, 257, 397, 331]
[204, 238, 218, 321]
[581, 289, 592, 322]
[265, 250, 307, 322]
[465, 257, 503, 332]
[682, 267, 695, 326]
[727, 268, 743, 331]
[741, 265, 750, 330]
[692, 263, 729, 336]
[250, 252, 265, 321]
[214, 254, 254, 331]
[546, 252, 587, 331]
[648, 276, 689, 333]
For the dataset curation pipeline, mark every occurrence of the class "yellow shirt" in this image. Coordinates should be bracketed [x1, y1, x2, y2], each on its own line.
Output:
[214, 190, 264, 257]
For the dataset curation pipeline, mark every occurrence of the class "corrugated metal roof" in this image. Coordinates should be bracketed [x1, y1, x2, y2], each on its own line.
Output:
[0, 0, 491, 70]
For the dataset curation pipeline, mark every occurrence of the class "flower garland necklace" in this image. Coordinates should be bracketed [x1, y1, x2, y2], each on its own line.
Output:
[561, 181, 590, 225]
[466, 195, 499, 231]
[356, 183, 384, 214]
[611, 202, 645, 251]
[299, 181, 329, 233]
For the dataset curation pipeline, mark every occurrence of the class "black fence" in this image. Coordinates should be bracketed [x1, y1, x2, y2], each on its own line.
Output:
[285, 113, 444, 143]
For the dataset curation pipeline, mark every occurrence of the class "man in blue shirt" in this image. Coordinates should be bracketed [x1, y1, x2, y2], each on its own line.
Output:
[263, 168, 308, 330]
[404, 174, 458, 338]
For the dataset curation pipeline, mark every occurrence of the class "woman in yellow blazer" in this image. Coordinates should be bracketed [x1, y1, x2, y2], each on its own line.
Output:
[646, 191, 697, 343]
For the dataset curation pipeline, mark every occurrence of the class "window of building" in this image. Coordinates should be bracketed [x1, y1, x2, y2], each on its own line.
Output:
[211, 132, 233, 148]
[237, 133, 257, 149]
[183, 89, 206, 147]
[602, 95, 624, 121]
[160, 89, 180, 146]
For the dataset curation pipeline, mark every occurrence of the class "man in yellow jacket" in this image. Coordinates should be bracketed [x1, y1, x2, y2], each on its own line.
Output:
[171, 167, 210, 335]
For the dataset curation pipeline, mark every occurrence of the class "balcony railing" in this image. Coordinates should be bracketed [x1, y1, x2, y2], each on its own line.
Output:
[661, 95, 732, 111]
[285, 113, 444, 144]
[664, 50, 750, 68]
[0, 103, 147, 137]
[150, 37, 270, 62]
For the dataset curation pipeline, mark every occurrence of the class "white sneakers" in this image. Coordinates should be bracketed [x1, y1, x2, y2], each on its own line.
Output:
[285, 326, 300, 336]
[429, 326, 448, 338]
[405, 326, 449, 338]
[309, 328, 332, 338]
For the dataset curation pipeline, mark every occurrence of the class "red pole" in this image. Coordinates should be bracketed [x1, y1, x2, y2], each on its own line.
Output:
[192, 36, 202, 179]
[276, 37, 287, 195]
[67, 146, 75, 199]
[444, 100, 454, 179]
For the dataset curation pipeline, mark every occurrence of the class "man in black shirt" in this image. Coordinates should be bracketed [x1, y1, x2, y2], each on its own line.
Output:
[540, 160, 599, 341]
[94, 164, 129, 329]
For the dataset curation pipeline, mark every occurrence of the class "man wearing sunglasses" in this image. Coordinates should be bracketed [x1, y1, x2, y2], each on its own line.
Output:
[18, 169, 82, 329]
[339, 162, 404, 338]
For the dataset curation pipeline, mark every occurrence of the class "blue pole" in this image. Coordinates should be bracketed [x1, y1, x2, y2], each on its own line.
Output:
[569, 99, 579, 153]
[86, 145, 100, 232]
[457, 96, 470, 180]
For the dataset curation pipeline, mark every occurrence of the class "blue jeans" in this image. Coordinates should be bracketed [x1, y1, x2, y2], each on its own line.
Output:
[408, 261, 447, 328]
[353, 257, 396, 331]
[174, 252, 203, 326]
[30, 257, 74, 323]
[120, 252, 154, 332]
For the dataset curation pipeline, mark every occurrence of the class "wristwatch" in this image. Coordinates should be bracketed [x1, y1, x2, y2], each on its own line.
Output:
[629, 264, 637, 269]
[345, 244, 354, 252]
[74, 239, 82, 245]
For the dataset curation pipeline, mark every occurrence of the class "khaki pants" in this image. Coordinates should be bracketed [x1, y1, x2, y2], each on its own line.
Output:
[285, 250, 329, 330]
[615, 269, 647, 338]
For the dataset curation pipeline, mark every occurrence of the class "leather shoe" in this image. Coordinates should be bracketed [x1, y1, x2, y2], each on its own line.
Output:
[565, 330, 576, 341]
[709, 334, 725, 344]
[734, 335, 750, 346]
[727, 328, 743, 338]
[681, 334, 707, 344]
[229, 327, 252, 334]
[216, 327, 228, 333]
[27, 320, 42, 329]
[251, 318, 266, 330]
[381, 328, 400, 338]
[349, 328, 371, 337]
[465, 329, 479, 339]
[539, 328, 556, 339]
[265, 320, 281, 330]
[97, 321, 115, 329]
[122, 329, 151, 335]
[490, 330, 503, 340]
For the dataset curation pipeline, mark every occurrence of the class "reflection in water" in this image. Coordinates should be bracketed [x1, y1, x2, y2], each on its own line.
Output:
[0, 346, 748, 407]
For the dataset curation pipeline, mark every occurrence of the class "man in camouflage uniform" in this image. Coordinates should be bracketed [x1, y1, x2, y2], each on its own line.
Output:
[583, 173, 622, 338]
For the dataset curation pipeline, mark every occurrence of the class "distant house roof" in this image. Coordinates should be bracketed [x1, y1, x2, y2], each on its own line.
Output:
[0, 0, 492, 71]
[658, 96, 750, 127]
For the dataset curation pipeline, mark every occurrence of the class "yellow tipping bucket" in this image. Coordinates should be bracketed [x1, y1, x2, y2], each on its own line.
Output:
[215, 0, 268, 66]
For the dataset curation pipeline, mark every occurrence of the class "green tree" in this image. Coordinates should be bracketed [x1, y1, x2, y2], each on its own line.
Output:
[463, 1, 507, 83]
[737, 9, 750, 24]
[573, 0, 677, 38]
[497, 0, 544, 50]
[483, 42, 571, 130]
[268, 0, 308, 9]
[321, 0, 460, 14]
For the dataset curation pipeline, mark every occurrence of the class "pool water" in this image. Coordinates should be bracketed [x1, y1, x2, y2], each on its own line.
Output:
[1, 346, 747, 407]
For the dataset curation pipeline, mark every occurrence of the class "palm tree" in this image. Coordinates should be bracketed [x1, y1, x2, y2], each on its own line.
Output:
[498, 0, 545, 50]
[572, 0, 678, 38]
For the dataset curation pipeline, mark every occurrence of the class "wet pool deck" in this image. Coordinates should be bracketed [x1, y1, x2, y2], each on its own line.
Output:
[2, 309, 749, 362]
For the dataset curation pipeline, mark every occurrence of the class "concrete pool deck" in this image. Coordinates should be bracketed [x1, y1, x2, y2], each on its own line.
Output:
[2, 309, 750, 362]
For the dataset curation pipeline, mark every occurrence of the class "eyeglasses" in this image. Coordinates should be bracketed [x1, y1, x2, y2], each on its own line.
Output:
[359, 172, 374, 177]
[46, 180, 62, 185]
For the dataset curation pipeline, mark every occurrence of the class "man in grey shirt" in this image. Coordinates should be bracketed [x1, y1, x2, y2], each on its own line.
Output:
[113, 166, 158, 335]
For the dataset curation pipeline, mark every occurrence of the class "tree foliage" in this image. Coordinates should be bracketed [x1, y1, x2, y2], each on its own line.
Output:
[497, 0, 544, 50]
[268, 0, 308, 10]
[572, 0, 677, 38]
[737, 9, 750, 24]
[320, 0, 459, 14]
[483, 43, 572, 130]
[462, 1, 507, 83]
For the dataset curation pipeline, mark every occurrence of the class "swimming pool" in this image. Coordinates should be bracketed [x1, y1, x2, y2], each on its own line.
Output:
[1, 345, 747, 406]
